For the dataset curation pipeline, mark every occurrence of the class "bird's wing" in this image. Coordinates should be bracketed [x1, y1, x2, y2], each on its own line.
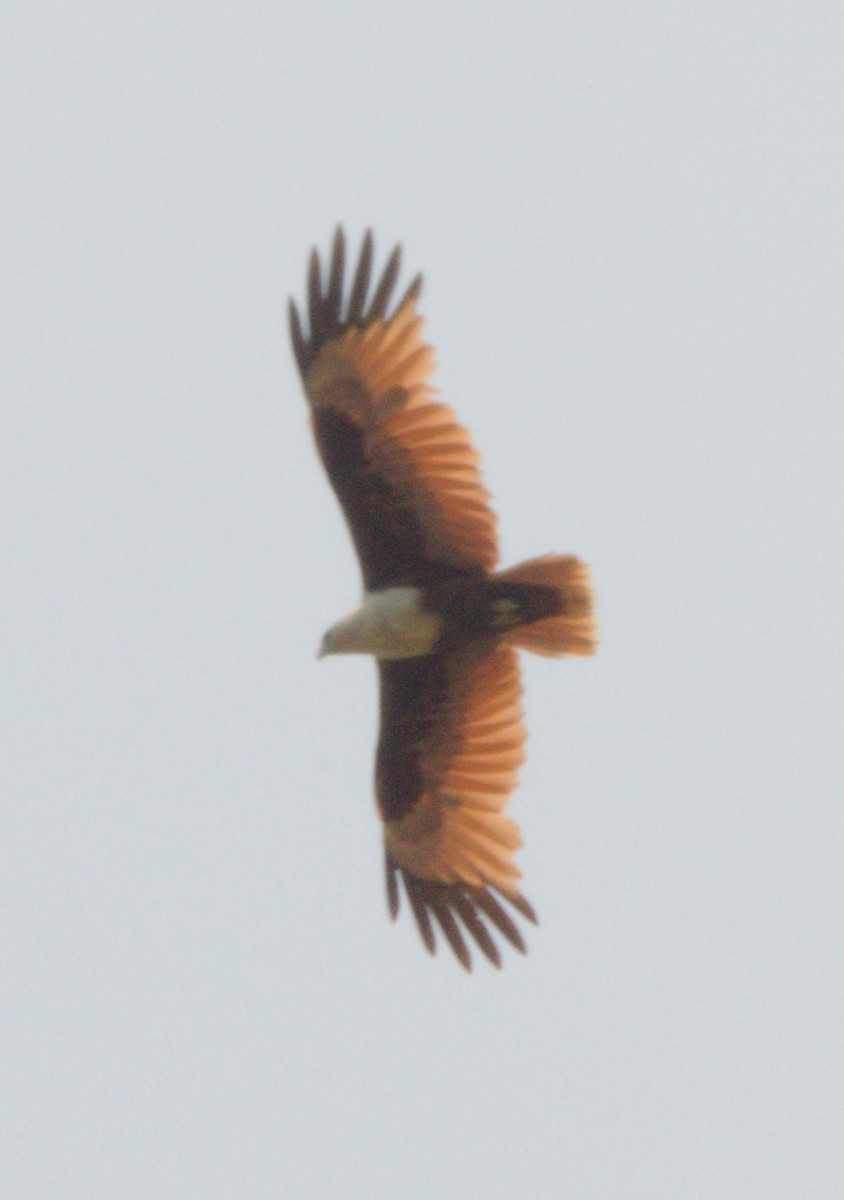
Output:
[377, 642, 536, 969]
[290, 228, 498, 589]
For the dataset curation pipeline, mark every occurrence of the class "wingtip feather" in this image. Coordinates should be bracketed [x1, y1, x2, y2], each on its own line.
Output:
[369, 243, 402, 319]
[288, 299, 307, 375]
[347, 229, 374, 323]
[387, 856, 535, 969]
[324, 227, 346, 324]
[307, 247, 322, 336]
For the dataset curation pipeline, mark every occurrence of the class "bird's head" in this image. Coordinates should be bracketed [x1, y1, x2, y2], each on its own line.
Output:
[317, 626, 340, 658]
[317, 612, 365, 658]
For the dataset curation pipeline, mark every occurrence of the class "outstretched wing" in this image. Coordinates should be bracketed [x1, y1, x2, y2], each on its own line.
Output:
[290, 228, 498, 589]
[377, 643, 537, 969]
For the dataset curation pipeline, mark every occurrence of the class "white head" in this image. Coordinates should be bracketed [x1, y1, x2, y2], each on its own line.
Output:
[317, 617, 364, 658]
[317, 589, 441, 660]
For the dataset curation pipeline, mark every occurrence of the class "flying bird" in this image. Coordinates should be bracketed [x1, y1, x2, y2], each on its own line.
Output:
[289, 229, 596, 969]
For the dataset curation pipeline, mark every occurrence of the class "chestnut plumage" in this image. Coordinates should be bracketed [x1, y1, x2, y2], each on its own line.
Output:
[290, 229, 596, 969]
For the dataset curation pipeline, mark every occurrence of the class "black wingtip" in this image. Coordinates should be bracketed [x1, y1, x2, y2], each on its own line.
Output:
[429, 898, 472, 971]
[452, 893, 502, 968]
[387, 860, 535, 970]
[347, 229, 374, 324]
[307, 249, 324, 345]
[324, 227, 346, 326]
[472, 889, 530, 956]
[385, 854, 400, 922]
[292, 229, 418, 377]
[369, 244, 402, 319]
[506, 892, 538, 925]
[405, 876, 437, 956]
[288, 299, 308, 376]
[396, 272, 423, 310]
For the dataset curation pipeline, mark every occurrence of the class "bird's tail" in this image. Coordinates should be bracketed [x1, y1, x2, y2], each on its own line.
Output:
[494, 555, 596, 657]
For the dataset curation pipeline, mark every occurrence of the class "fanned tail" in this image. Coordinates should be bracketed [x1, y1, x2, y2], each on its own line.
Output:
[496, 555, 596, 657]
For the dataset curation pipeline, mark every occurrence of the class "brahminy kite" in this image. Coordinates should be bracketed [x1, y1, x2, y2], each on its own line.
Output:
[290, 229, 596, 969]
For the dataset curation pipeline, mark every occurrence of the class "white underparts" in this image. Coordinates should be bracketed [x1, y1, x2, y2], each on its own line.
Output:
[319, 587, 442, 660]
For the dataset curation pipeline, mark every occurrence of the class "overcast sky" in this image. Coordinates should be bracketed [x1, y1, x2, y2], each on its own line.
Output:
[4, 4, 843, 1197]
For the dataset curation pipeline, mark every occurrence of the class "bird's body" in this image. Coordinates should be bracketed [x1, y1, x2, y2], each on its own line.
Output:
[290, 229, 596, 968]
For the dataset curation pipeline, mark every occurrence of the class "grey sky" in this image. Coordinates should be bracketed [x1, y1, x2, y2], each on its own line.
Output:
[3, 3, 843, 1197]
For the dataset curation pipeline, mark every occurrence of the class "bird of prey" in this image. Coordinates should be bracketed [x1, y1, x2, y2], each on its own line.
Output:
[289, 229, 595, 969]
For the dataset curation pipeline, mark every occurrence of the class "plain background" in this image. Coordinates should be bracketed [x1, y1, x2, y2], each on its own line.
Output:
[3, 4, 843, 1197]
